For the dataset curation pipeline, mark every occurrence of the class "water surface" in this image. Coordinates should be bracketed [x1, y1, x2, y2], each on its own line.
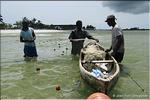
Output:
[1, 30, 149, 99]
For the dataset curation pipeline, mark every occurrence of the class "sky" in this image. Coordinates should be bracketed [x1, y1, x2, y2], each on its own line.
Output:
[1, 1, 150, 29]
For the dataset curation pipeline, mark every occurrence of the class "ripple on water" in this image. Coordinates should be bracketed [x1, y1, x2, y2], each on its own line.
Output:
[1, 31, 149, 99]
[1, 82, 17, 90]
[1, 70, 23, 81]
[33, 84, 57, 90]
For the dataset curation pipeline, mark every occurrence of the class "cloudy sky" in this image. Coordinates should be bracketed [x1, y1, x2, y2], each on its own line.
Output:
[1, 1, 150, 29]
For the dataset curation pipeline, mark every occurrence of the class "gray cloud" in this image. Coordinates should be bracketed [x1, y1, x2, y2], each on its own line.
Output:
[102, 1, 149, 14]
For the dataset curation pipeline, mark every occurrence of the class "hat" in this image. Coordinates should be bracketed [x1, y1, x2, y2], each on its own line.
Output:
[105, 15, 116, 22]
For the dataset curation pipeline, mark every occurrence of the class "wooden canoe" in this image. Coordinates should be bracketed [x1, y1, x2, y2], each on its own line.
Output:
[79, 42, 120, 94]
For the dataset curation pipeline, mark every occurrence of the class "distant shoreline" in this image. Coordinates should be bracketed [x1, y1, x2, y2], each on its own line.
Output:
[1, 29, 149, 34]
[0, 29, 67, 34]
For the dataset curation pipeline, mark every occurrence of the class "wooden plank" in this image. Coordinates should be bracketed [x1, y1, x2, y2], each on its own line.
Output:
[91, 60, 114, 63]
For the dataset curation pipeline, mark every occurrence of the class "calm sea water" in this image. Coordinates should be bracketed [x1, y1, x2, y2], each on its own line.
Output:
[1, 30, 149, 99]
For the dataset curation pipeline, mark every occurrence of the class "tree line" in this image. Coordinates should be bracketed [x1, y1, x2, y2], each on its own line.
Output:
[0, 16, 96, 30]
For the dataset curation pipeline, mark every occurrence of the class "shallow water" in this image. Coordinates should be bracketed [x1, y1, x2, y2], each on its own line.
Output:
[1, 30, 149, 99]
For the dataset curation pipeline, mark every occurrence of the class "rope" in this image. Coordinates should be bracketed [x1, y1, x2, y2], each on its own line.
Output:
[125, 72, 149, 95]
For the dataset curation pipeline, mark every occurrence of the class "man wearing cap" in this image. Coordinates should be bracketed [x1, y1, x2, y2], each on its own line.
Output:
[20, 17, 38, 58]
[105, 15, 124, 63]
[69, 20, 99, 56]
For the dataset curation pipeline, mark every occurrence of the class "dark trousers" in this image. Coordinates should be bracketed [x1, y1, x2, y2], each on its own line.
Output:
[71, 42, 84, 55]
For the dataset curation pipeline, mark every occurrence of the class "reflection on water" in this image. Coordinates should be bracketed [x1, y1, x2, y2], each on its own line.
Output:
[1, 30, 149, 99]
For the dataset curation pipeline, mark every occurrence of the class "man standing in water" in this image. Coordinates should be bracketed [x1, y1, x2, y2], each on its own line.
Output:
[105, 15, 124, 63]
[69, 20, 99, 56]
[20, 18, 38, 58]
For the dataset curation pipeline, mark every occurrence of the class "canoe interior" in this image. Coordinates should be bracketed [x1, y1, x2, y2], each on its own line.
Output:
[79, 43, 120, 93]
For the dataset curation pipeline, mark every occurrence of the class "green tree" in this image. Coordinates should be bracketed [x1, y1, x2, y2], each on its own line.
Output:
[13, 21, 22, 29]
[32, 18, 37, 24]
[30, 18, 37, 28]
[0, 14, 3, 23]
[0, 23, 5, 29]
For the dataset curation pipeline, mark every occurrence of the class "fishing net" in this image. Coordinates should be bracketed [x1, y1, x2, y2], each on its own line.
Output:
[82, 42, 106, 71]
[82, 42, 106, 62]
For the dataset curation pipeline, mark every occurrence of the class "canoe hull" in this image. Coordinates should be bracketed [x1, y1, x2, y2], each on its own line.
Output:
[79, 43, 120, 93]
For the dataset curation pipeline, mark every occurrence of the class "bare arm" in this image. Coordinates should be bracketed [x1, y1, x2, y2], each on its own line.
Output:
[20, 36, 34, 42]
[20, 36, 24, 42]
[105, 36, 122, 53]
[85, 31, 99, 42]
[89, 37, 99, 42]
[105, 46, 112, 52]
[68, 31, 74, 42]
[31, 29, 36, 41]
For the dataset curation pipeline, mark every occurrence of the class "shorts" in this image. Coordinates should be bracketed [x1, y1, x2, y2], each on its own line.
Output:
[24, 45, 38, 57]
